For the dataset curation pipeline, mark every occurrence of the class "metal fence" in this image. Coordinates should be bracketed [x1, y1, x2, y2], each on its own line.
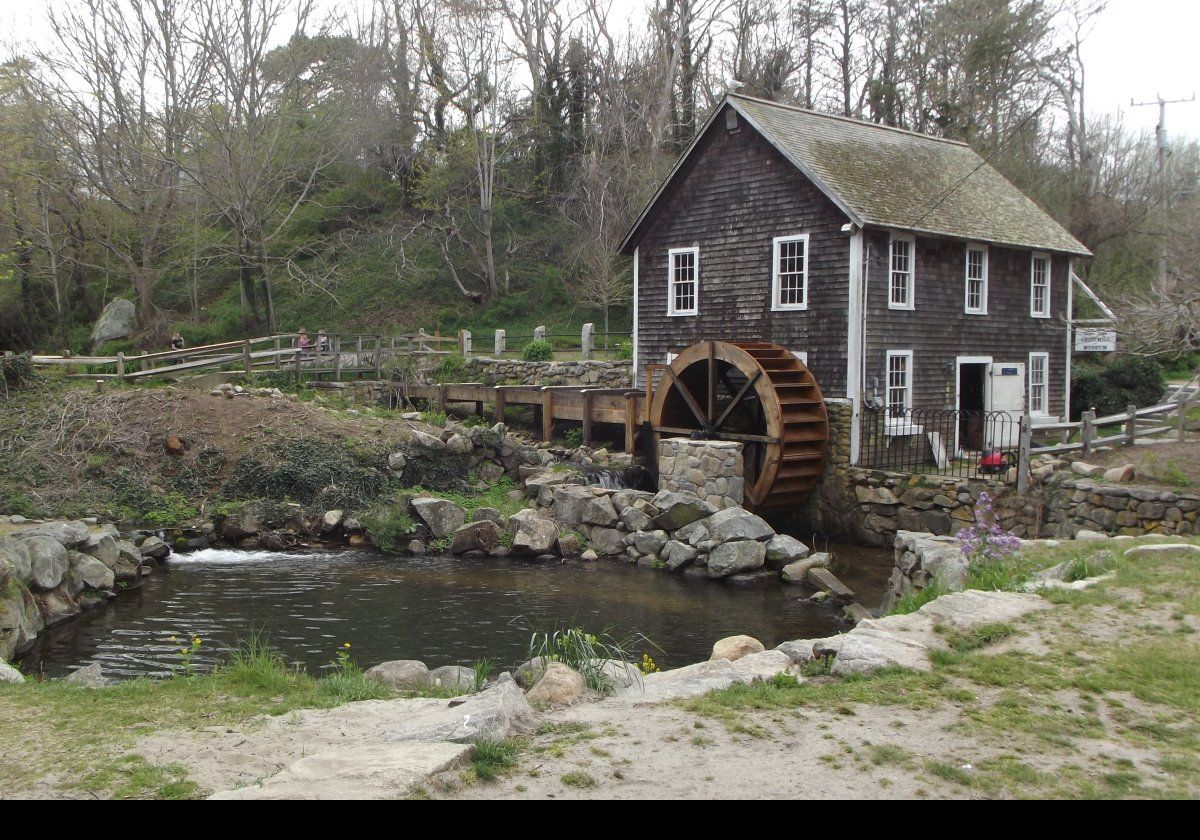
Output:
[858, 406, 1022, 481]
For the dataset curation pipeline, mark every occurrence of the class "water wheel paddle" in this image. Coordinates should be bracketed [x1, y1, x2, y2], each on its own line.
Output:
[649, 340, 828, 510]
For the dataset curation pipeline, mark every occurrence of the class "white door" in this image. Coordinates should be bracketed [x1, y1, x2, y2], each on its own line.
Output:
[987, 362, 1025, 448]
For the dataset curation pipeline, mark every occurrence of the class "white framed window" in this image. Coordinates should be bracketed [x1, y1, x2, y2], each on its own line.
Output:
[667, 247, 699, 316]
[1030, 253, 1051, 318]
[772, 234, 809, 310]
[885, 351, 913, 416]
[965, 244, 988, 314]
[1028, 352, 1049, 415]
[888, 235, 915, 310]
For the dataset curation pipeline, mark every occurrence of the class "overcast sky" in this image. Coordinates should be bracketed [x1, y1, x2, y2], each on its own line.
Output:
[2, 0, 1197, 140]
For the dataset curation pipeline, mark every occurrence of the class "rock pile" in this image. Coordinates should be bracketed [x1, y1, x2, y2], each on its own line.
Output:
[1, 516, 163, 662]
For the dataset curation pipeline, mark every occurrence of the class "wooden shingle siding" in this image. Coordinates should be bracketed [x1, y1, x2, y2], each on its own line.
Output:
[633, 106, 852, 395]
[861, 231, 1070, 417]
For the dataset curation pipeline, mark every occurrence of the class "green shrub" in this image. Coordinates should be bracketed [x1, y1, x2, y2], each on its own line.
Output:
[362, 507, 418, 553]
[616, 340, 633, 361]
[562, 427, 583, 448]
[431, 354, 470, 384]
[522, 340, 554, 362]
[1070, 356, 1165, 420]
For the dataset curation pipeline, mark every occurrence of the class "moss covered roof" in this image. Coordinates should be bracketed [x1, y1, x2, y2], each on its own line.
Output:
[621, 94, 1090, 257]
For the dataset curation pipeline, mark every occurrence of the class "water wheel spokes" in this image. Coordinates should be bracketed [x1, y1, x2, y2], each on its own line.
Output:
[649, 340, 828, 510]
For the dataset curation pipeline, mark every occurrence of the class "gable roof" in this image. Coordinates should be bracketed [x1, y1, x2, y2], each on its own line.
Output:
[620, 93, 1091, 257]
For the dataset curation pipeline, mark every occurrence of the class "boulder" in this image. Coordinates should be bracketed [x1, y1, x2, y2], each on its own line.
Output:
[674, 518, 712, 548]
[1103, 465, 1136, 483]
[525, 661, 586, 707]
[14, 520, 90, 547]
[450, 520, 502, 555]
[765, 534, 810, 569]
[364, 660, 431, 691]
[1123, 543, 1200, 560]
[651, 492, 717, 531]
[407, 540, 427, 556]
[89, 297, 136, 347]
[321, 510, 345, 533]
[428, 665, 477, 693]
[580, 495, 619, 528]
[445, 434, 472, 455]
[24, 536, 68, 591]
[710, 635, 765, 662]
[387, 452, 407, 471]
[470, 507, 505, 526]
[780, 551, 830, 583]
[478, 461, 506, 483]
[619, 507, 653, 532]
[63, 662, 108, 687]
[662, 540, 698, 571]
[138, 536, 171, 561]
[775, 639, 816, 665]
[1074, 529, 1109, 542]
[556, 534, 582, 557]
[68, 552, 114, 592]
[630, 529, 668, 557]
[514, 656, 551, 689]
[831, 628, 931, 676]
[807, 567, 855, 602]
[588, 527, 626, 557]
[552, 485, 595, 526]
[0, 537, 31, 580]
[0, 659, 24, 684]
[511, 515, 559, 555]
[408, 430, 446, 451]
[580, 549, 599, 562]
[706, 507, 775, 544]
[706, 540, 765, 578]
[611, 489, 655, 513]
[387, 674, 536, 744]
[410, 498, 467, 540]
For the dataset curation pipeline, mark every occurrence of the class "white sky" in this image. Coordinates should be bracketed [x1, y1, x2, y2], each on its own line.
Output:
[2, 0, 1198, 140]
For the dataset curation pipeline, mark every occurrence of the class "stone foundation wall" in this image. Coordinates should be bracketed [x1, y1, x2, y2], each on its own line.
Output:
[657, 440, 744, 510]
[465, 357, 631, 388]
[1045, 479, 1198, 538]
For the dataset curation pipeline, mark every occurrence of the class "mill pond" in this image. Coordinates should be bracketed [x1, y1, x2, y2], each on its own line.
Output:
[18, 544, 891, 680]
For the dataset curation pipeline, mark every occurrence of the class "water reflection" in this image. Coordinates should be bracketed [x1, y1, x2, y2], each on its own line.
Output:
[21, 545, 890, 680]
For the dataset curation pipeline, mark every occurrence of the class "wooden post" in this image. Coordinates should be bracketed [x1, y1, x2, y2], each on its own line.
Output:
[438, 384, 447, 412]
[582, 391, 594, 445]
[1016, 412, 1032, 493]
[274, 337, 281, 370]
[1125, 403, 1138, 447]
[494, 329, 505, 356]
[1179, 394, 1191, 442]
[542, 388, 554, 441]
[1081, 410, 1096, 456]
[294, 343, 302, 385]
[624, 394, 637, 453]
[460, 330, 472, 357]
[242, 340, 252, 376]
[355, 335, 363, 374]
[333, 336, 342, 381]
[495, 388, 507, 424]
[581, 323, 594, 360]
[374, 336, 382, 379]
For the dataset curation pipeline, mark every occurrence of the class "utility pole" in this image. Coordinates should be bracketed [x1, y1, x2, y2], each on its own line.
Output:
[1131, 93, 1196, 207]
[1131, 93, 1195, 284]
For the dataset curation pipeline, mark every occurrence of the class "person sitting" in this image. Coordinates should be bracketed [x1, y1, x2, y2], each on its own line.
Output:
[297, 327, 309, 351]
[316, 329, 329, 352]
[169, 332, 185, 364]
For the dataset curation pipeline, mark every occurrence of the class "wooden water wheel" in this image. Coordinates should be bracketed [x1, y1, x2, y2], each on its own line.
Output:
[649, 340, 828, 510]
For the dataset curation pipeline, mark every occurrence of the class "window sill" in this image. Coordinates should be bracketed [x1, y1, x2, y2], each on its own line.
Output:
[888, 303, 915, 311]
[771, 303, 808, 312]
[667, 310, 698, 317]
[885, 421, 924, 437]
[964, 309, 988, 316]
[1030, 312, 1051, 319]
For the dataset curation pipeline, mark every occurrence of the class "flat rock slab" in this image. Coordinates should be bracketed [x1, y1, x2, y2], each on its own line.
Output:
[387, 676, 536, 743]
[209, 742, 471, 800]
[1123, 544, 1200, 560]
[612, 651, 795, 704]
[832, 628, 931, 676]
[807, 567, 855, 602]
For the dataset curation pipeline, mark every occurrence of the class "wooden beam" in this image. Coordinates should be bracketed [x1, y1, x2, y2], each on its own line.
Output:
[662, 365, 708, 429]
[625, 394, 637, 453]
[713, 369, 761, 430]
[542, 389, 554, 441]
[582, 391, 594, 445]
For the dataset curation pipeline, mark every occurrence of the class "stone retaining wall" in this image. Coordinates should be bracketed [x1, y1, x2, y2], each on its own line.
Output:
[1045, 479, 1198, 538]
[657, 439, 744, 510]
[465, 357, 631, 388]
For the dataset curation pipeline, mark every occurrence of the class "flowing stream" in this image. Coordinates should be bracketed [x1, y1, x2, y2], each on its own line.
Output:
[20, 545, 890, 680]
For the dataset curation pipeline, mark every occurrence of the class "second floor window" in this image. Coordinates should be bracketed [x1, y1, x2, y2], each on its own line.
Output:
[965, 245, 988, 314]
[668, 247, 698, 316]
[1031, 253, 1050, 318]
[772, 234, 809, 310]
[889, 236, 914, 309]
